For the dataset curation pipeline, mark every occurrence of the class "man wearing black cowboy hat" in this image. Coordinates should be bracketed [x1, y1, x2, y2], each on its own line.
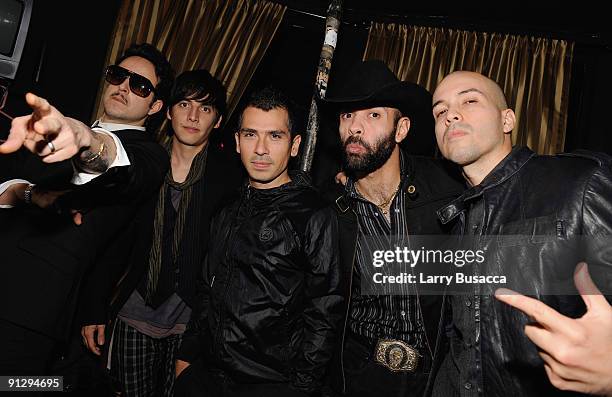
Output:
[321, 60, 464, 397]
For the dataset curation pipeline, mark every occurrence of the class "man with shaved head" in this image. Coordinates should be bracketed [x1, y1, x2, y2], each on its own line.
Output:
[430, 71, 612, 397]
[432, 71, 514, 181]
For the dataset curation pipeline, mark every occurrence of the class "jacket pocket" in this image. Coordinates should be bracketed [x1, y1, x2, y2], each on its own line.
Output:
[498, 216, 564, 247]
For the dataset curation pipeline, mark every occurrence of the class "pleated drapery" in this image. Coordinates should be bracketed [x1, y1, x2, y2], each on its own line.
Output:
[364, 23, 574, 154]
[93, 0, 285, 122]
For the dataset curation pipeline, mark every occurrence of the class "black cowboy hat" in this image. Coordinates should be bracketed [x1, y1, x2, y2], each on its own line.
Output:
[321, 60, 436, 156]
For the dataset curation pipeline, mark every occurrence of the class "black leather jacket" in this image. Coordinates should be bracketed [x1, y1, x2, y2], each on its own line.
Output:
[328, 153, 465, 395]
[177, 172, 344, 395]
[434, 146, 612, 397]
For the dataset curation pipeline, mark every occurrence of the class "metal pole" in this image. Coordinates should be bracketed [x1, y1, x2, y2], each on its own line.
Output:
[299, 0, 343, 173]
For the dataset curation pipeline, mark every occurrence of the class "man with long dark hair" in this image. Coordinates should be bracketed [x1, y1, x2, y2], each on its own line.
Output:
[80, 69, 241, 396]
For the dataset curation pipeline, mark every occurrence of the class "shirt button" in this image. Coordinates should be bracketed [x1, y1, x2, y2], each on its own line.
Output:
[175, 268, 180, 274]
[394, 208, 400, 213]
[464, 381, 472, 390]
[400, 310, 406, 317]
[465, 299, 472, 307]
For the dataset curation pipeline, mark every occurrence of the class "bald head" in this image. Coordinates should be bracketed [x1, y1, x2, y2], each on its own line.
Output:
[431, 70, 516, 185]
[435, 71, 508, 110]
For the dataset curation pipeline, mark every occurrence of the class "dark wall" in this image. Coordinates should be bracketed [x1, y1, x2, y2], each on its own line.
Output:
[0, 0, 121, 137]
[565, 46, 612, 154]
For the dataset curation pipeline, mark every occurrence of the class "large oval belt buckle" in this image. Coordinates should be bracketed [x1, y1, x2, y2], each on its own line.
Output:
[374, 339, 421, 372]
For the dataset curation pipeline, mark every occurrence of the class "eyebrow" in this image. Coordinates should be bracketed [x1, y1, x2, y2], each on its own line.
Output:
[458, 88, 486, 96]
[339, 106, 386, 114]
[432, 88, 486, 109]
[238, 128, 288, 135]
[181, 97, 213, 105]
[238, 128, 256, 134]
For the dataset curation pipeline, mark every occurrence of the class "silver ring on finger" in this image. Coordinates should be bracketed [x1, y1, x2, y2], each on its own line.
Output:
[47, 140, 55, 153]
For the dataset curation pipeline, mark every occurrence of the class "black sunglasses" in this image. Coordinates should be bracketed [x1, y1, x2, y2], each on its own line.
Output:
[105, 65, 156, 98]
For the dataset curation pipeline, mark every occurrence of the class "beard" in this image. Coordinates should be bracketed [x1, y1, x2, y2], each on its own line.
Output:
[342, 128, 396, 176]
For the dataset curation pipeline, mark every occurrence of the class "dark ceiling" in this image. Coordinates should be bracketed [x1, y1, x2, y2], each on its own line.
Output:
[273, 1, 611, 47]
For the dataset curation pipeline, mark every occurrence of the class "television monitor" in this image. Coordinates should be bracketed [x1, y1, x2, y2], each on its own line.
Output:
[0, 0, 33, 80]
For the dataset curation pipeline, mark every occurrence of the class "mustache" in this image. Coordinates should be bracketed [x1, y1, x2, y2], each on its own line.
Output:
[343, 135, 373, 151]
[445, 122, 471, 136]
[110, 91, 128, 104]
[250, 155, 273, 163]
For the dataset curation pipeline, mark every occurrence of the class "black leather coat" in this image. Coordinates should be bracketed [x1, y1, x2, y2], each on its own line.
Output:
[177, 172, 344, 395]
[434, 146, 612, 397]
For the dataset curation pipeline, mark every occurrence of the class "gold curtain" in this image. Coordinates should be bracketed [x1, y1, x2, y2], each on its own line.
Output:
[364, 23, 574, 154]
[93, 0, 285, 122]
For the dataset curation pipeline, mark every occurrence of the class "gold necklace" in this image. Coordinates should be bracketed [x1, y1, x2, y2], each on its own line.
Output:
[356, 182, 401, 215]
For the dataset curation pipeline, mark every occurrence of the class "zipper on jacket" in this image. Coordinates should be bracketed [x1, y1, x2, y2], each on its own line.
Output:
[212, 232, 239, 358]
[211, 198, 247, 359]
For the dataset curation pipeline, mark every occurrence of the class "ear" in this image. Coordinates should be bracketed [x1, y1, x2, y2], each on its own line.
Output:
[214, 115, 223, 129]
[290, 134, 302, 157]
[148, 99, 164, 116]
[166, 107, 172, 121]
[395, 116, 410, 143]
[235, 132, 241, 154]
[502, 109, 516, 134]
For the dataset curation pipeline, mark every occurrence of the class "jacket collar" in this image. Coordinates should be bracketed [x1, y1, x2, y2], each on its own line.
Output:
[240, 170, 312, 199]
[437, 146, 535, 224]
[91, 120, 153, 143]
[92, 119, 146, 132]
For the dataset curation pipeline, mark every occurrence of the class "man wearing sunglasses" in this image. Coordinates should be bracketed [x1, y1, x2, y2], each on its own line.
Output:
[0, 42, 173, 207]
[0, 43, 174, 376]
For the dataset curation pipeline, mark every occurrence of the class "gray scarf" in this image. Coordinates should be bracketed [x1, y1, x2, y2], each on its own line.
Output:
[144, 141, 208, 304]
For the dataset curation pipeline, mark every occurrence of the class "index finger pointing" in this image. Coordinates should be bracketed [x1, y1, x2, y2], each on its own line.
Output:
[495, 288, 573, 330]
[25, 92, 52, 117]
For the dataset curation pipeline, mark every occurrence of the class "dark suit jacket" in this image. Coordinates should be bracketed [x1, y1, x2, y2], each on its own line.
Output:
[0, 148, 73, 187]
[0, 129, 168, 340]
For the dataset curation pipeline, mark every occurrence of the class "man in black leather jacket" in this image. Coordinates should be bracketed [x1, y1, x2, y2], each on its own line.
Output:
[174, 87, 344, 397]
[431, 71, 612, 397]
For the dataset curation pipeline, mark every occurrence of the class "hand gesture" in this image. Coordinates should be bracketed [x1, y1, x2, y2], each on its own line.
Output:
[0, 93, 92, 162]
[496, 262, 612, 396]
